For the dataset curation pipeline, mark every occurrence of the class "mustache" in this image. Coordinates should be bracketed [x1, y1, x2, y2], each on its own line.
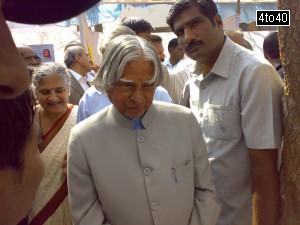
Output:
[185, 40, 203, 52]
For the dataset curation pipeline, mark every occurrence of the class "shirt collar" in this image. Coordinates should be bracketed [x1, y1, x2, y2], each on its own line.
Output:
[111, 104, 155, 130]
[164, 59, 173, 68]
[68, 69, 85, 81]
[274, 62, 282, 71]
[191, 36, 235, 79]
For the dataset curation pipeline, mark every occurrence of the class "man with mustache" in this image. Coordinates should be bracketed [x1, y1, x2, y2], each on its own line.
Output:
[167, 0, 283, 225]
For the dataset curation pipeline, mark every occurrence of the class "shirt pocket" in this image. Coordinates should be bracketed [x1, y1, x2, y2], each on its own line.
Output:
[173, 159, 193, 184]
[202, 104, 242, 140]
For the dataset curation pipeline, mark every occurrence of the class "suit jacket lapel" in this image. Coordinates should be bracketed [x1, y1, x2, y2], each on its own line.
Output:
[68, 70, 85, 96]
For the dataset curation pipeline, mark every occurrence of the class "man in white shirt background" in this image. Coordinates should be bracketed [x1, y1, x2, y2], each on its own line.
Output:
[164, 38, 184, 71]
[64, 45, 92, 105]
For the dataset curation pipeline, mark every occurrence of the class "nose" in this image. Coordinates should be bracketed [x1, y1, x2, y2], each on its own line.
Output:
[30, 57, 37, 66]
[48, 90, 58, 101]
[161, 52, 166, 62]
[130, 88, 144, 105]
[183, 27, 196, 44]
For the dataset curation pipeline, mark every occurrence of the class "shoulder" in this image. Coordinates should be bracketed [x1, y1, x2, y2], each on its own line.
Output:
[80, 86, 107, 102]
[233, 45, 271, 70]
[72, 106, 110, 134]
[70, 104, 78, 113]
[83, 86, 99, 97]
[153, 101, 192, 116]
[152, 102, 199, 131]
[231, 45, 281, 85]
[155, 86, 168, 94]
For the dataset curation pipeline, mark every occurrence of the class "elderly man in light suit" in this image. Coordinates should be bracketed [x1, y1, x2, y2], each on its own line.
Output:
[67, 35, 220, 225]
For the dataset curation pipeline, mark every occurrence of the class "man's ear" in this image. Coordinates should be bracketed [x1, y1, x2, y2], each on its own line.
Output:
[214, 14, 224, 31]
[264, 52, 270, 60]
[75, 55, 81, 63]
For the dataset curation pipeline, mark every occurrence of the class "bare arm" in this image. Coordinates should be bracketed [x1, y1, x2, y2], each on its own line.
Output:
[249, 148, 280, 225]
[0, 2, 30, 99]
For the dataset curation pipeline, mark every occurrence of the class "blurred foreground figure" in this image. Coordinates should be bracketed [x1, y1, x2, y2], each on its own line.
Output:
[0, 88, 44, 225]
[0, 3, 31, 99]
[0, 0, 99, 99]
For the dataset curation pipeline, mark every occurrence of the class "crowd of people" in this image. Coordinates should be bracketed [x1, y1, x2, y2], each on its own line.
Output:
[0, 0, 285, 225]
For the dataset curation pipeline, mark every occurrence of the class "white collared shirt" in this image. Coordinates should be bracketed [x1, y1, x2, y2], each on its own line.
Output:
[182, 37, 283, 225]
[68, 69, 90, 91]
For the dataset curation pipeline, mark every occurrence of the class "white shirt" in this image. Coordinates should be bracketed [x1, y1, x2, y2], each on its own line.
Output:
[68, 69, 91, 91]
[182, 37, 283, 225]
[161, 64, 190, 104]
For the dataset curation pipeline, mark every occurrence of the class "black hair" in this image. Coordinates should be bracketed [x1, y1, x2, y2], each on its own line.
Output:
[168, 38, 180, 51]
[121, 17, 154, 34]
[263, 32, 280, 59]
[167, 0, 218, 31]
[150, 34, 163, 43]
[0, 88, 36, 170]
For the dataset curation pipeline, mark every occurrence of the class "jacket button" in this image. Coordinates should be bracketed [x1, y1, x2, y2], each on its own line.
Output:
[151, 202, 158, 211]
[137, 136, 144, 143]
[144, 168, 151, 175]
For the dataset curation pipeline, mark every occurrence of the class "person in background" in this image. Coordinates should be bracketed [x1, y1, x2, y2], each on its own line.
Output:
[150, 34, 166, 62]
[64, 41, 84, 51]
[27, 62, 77, 225]
[263, 31, 284, 79]
[64, 41, 99, 77]
[225, 29, 253, 50]
[68, 34, 220, 225]
[64, 45, 92, 105]
[164, 38, 184, 71]
[77, 26, 172, 123]
[34, 55, 42, 66]
[0, 88, 44, 225]
[167, 0, 283, 224]
[121, 17, 154, 42]
[17, 45, 39, 66]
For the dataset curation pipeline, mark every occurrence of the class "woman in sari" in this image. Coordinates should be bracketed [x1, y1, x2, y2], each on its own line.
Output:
[28, 62, 77, 225]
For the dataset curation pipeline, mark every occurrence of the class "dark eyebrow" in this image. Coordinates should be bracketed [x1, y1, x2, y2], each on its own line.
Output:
[186, 17, 202, 25]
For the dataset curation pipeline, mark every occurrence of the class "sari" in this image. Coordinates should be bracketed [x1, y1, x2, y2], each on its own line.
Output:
[28, 105, 77, 225]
